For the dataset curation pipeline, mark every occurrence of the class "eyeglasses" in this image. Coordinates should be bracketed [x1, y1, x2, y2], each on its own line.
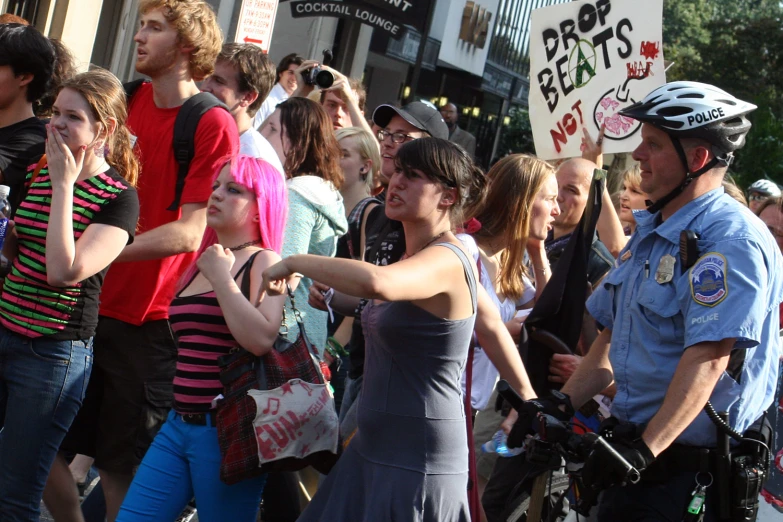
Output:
[748, 194, 767, 202]
[377, 129, 416, 144]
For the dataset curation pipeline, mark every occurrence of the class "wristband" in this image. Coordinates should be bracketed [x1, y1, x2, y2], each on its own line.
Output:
[325, 336, 348, 358]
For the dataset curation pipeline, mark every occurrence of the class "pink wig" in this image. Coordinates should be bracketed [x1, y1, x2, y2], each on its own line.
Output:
[179, 155, 288, 291]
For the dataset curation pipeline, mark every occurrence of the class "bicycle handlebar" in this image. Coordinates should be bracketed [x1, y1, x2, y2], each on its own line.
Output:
[496, 380, 641, 516]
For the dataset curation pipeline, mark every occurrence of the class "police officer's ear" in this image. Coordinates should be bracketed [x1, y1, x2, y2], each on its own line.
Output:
[686, 142, 713, 173]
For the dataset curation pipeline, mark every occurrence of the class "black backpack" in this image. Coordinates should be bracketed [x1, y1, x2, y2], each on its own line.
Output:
[124, 79, 229, 210]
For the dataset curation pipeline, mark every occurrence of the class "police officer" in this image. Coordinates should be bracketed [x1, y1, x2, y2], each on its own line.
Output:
[747, 179, 781, 214]
[545, 82, 783, 520]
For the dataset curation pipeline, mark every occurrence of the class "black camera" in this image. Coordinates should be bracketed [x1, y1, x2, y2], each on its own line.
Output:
[304, 49, 335, 89]
[304, 67, 334, 89]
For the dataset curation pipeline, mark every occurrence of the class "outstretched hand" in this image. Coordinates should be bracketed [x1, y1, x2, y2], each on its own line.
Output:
[262, 259, 295, 296]
[309, 281, 331, 311]
[581, 124, 606, 166]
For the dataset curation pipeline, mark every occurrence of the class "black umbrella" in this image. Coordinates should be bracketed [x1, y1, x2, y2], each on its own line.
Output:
[521, 168, 606, 397]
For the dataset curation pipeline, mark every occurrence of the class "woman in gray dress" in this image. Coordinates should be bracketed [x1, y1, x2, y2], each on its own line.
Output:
[262, 138, 533, 521]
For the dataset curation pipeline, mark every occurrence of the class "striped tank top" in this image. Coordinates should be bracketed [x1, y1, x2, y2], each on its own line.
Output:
[170, 253, 257, 413]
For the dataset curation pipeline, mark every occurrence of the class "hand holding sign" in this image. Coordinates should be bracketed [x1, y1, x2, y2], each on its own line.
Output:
[581, 124, 605, 166]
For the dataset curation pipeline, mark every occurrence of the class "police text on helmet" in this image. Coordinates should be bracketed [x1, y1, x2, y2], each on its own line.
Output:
[687, 108, 725, 127]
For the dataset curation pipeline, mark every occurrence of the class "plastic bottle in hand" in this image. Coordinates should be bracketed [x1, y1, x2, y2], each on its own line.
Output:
[481, 429, 524, 457]
[0, 185, 12, 275]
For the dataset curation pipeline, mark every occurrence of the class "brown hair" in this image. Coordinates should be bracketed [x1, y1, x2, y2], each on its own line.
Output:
[319, 77, 367, 112]
[723, 179, 748, 207]
[217, 43, 276, 117]
[474, 154, 555, 300]
[60, 69, 140, 186]
[395, 138, 487, 227]
[0, 14, 29, 24]
[139, 0, 223, 81]
[35, 38, 76, 118]
[756, 196, 783, 217]
[276, 97, 343, 188]
[275, 52, 303, 82]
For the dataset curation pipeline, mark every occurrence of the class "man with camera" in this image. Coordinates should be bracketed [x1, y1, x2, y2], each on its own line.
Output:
[509, 81, 783, 521]
[290, 56, 373, 135]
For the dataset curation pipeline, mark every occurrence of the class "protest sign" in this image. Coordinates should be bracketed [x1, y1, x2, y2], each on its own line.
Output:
[528, 0, 665, 159]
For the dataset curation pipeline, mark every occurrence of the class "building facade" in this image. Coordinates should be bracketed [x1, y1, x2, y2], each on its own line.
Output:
[2, 0, 569, 166]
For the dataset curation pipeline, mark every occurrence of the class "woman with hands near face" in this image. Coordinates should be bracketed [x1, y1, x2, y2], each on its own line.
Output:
[0, 69, 140, 519]
[116, 156, 288, 522]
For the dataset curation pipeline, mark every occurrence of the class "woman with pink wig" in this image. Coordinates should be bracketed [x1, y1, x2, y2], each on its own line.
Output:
[116, 155, 288, 522]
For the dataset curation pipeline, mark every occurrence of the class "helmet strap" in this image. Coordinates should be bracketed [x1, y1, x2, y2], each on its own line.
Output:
[645, 135, 724, 214]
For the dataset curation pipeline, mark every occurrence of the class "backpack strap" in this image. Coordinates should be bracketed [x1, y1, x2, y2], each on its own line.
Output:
[14, 154, 48, 212]
[27, 154, 48, 190]
[168, 92, 228, 211]
[123, 79, 146, 100]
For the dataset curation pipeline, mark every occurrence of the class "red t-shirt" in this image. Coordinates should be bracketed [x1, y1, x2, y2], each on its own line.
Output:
[99, 82, 238, 325]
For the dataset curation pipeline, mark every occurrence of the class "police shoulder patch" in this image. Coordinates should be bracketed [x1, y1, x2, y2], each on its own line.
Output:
[689, 252, 728, 307]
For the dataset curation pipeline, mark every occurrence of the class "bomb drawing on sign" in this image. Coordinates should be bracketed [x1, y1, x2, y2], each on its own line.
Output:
[593, 38, 663, 140]
[593, 87, 640, 141]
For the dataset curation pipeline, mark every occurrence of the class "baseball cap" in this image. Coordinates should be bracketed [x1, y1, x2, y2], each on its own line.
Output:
[372, 100, 449, 140]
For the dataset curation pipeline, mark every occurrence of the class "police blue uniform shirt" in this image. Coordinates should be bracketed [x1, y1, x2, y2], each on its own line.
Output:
[587, 187, 783, 447]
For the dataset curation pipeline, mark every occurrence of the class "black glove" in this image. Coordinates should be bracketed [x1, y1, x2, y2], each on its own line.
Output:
[581, 438, 655, 491]
[506, 390, 575, 449]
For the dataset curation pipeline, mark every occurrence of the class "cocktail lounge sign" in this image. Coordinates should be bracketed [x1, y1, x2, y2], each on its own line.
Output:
[287, 0, 431, 38]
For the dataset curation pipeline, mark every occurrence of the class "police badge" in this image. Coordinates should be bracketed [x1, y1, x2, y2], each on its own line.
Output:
[655, 254, 676, 284]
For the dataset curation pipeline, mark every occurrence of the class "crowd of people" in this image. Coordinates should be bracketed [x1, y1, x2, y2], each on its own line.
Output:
[0, 1, 781, 522]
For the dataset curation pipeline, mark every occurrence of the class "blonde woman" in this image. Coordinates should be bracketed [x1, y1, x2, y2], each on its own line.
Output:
[617, 164, 649, 235]
[324, 127, 382, 413]
[335, 127, 381, 259]
[459, 154, 560, 509]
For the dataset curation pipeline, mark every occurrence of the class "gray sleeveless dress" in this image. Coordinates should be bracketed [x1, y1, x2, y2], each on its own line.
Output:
[297, 242, 477, 522]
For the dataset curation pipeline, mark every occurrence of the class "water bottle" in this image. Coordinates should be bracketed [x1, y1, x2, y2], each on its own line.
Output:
[0, 185, 12, 274]
[481, 429, 524, 457]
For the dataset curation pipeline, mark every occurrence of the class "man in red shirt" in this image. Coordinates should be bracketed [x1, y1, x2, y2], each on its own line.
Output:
[45, 1, 238, 520]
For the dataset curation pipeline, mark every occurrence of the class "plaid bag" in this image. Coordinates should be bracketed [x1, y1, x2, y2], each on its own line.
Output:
[215, 280, 339, 485]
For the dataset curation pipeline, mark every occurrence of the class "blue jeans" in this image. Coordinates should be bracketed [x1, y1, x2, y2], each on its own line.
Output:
[117, 410, 267, 522]
[0, 327, 93, 521]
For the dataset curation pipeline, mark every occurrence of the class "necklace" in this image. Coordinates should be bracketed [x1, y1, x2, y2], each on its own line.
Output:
[228, 239, 263, 251]
[405, 231, 447, 259]
[79, 161, 109, 181]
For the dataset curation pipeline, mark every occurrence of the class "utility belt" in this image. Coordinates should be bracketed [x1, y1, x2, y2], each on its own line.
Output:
[601, 415, 772, 522]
